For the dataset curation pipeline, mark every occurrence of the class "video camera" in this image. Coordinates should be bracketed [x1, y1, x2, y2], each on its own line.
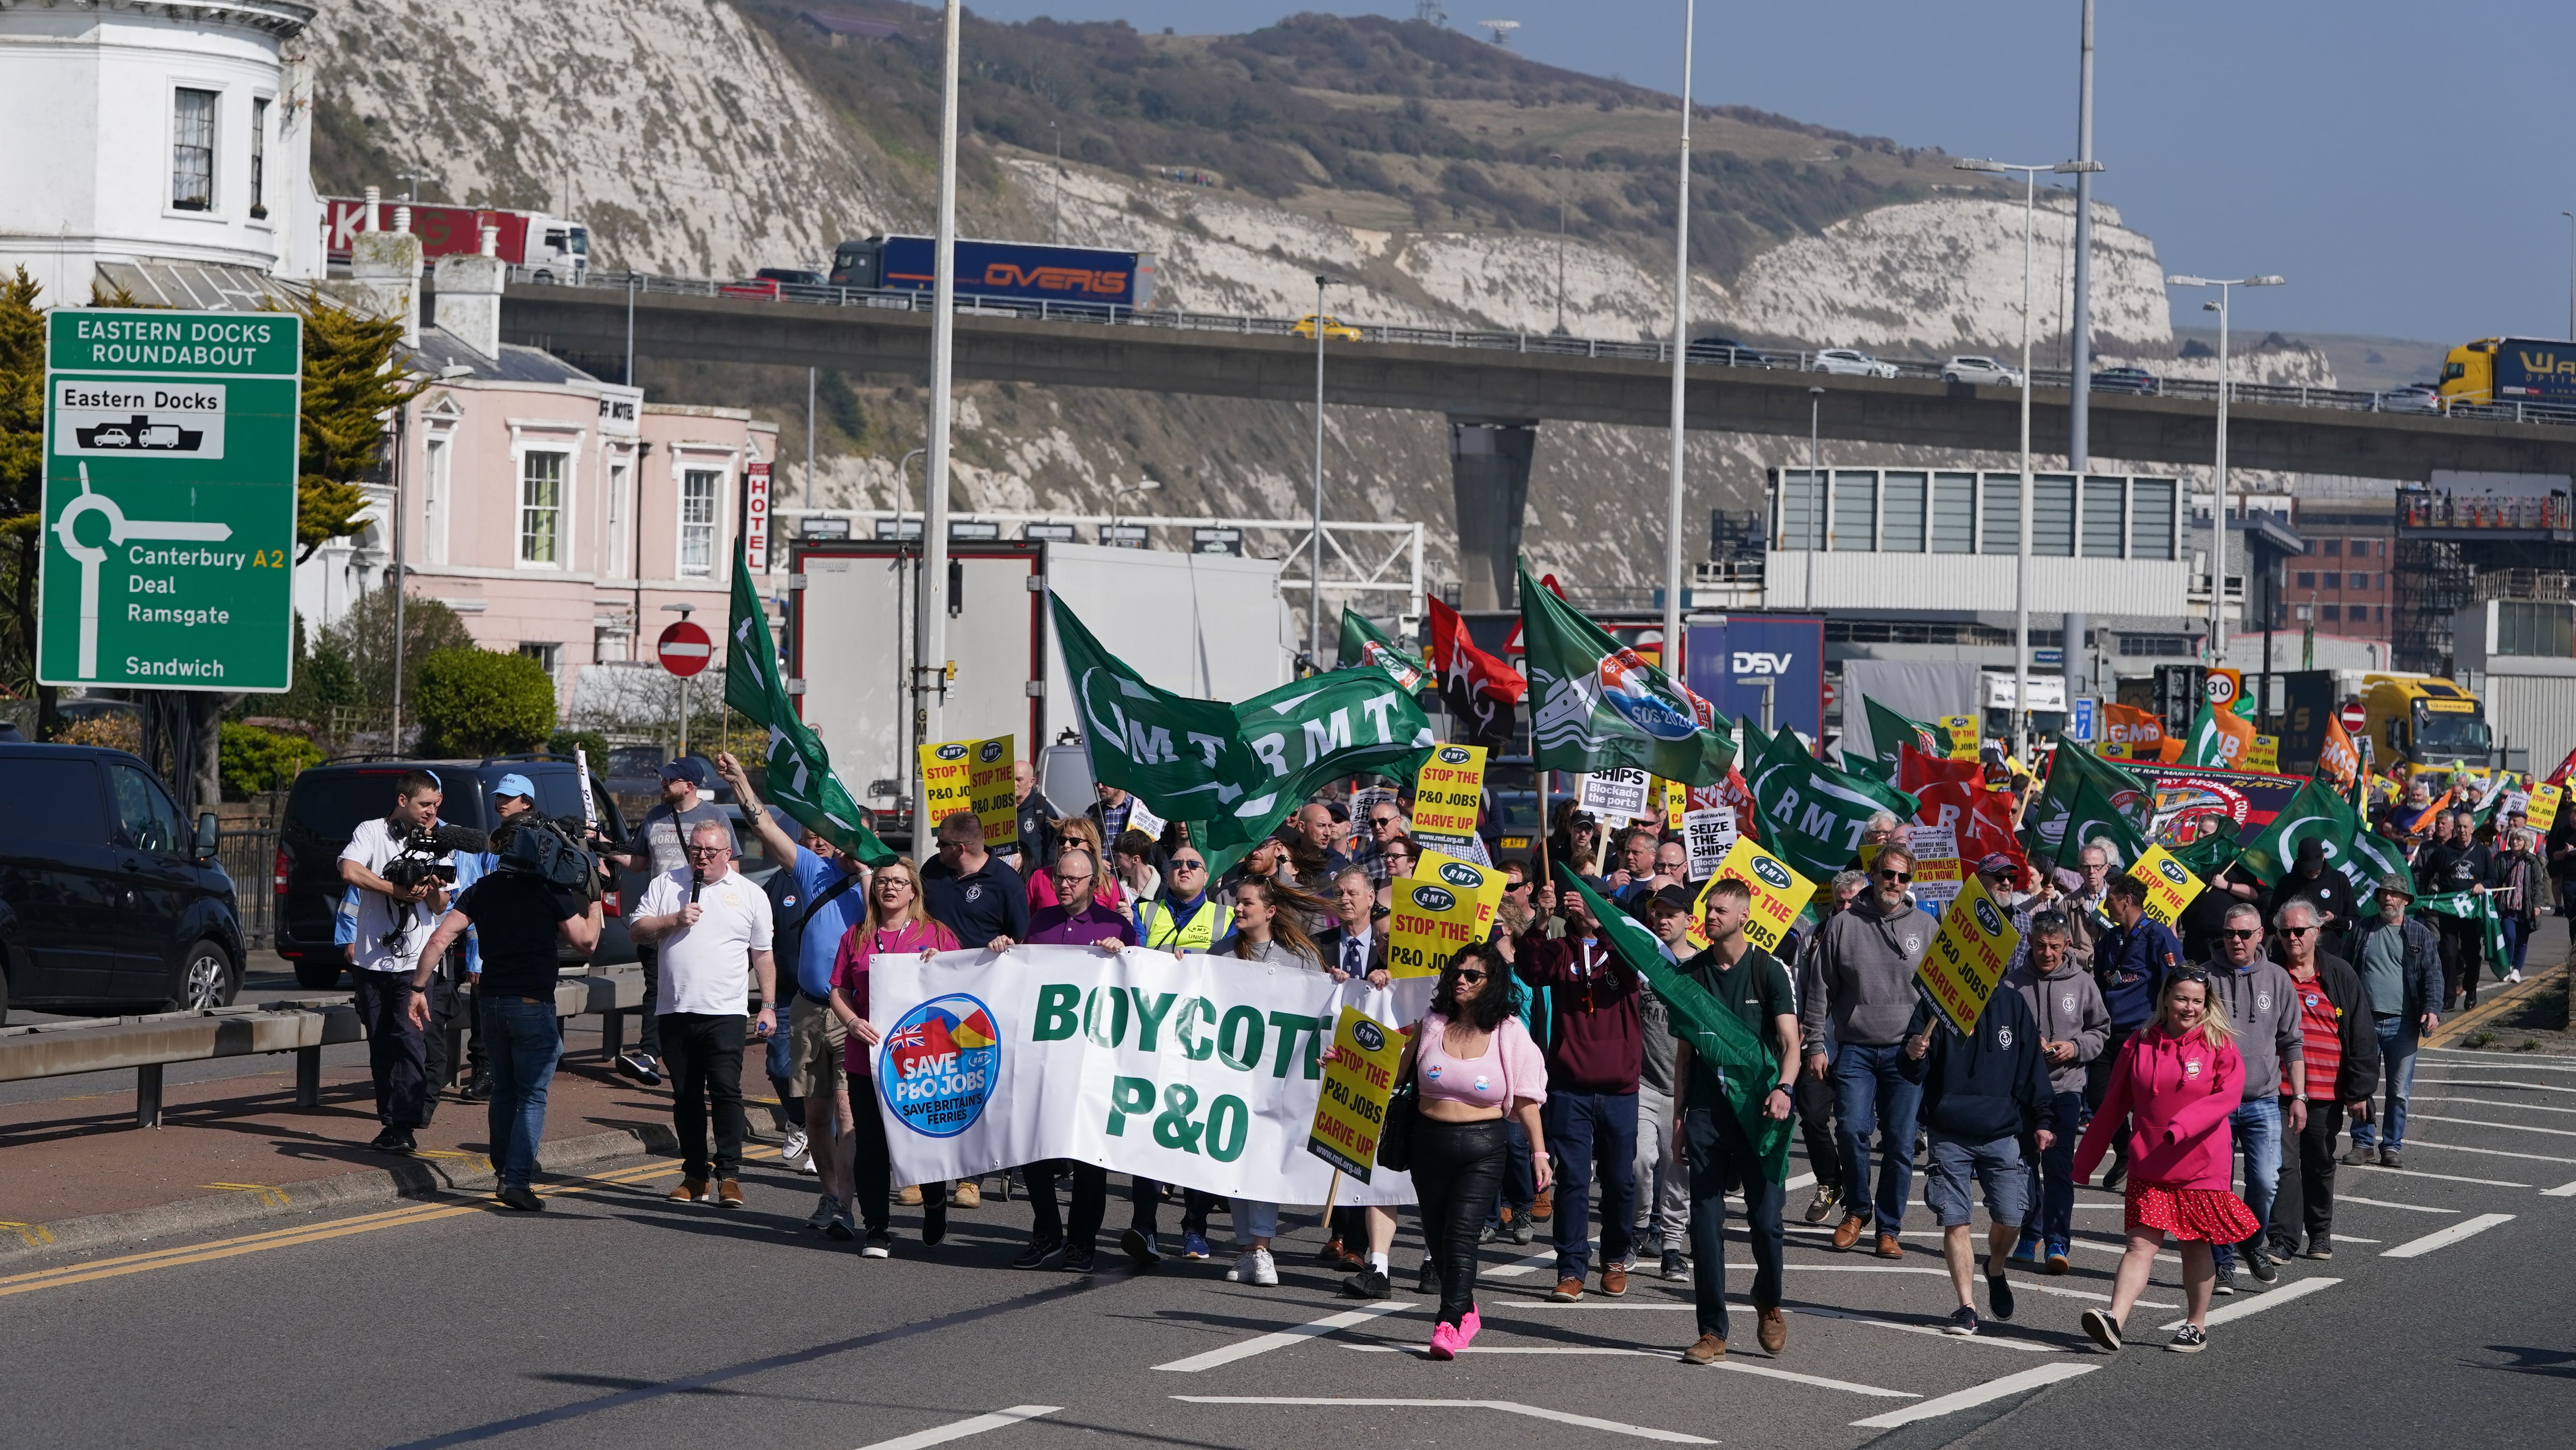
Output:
[379, 823, 489, 894]
[492, 813, 604, 901]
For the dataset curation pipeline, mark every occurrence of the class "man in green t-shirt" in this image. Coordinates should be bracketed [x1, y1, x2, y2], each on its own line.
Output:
[1670, 877, 1801, 1364]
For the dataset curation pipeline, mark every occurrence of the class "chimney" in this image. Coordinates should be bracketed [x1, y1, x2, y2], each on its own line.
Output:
[392, 204, 411, 234]
[363, 185, 380, 232]
[479, 221, 498, 257]
[347, 227, 424, 346]
[432, 252, 506, 362]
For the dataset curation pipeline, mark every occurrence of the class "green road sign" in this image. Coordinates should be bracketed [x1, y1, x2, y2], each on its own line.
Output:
[38, 309, 303, 693]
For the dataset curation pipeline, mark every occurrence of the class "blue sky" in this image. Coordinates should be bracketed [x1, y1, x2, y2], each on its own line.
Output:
[958, 0, 2576, 349]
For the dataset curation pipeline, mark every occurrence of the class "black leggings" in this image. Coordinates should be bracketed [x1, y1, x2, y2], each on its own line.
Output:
[1412, 1116, 1512, 1327]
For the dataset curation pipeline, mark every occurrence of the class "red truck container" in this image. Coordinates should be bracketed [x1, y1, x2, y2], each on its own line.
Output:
[322, 198, 588, 280]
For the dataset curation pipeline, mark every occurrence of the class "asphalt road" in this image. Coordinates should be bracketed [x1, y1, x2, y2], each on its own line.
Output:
[5, 1041, 2568, 1450]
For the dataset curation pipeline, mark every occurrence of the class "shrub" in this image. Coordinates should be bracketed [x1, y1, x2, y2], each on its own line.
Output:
[414, 648, 556, 758]
[220, 722, 324, 799]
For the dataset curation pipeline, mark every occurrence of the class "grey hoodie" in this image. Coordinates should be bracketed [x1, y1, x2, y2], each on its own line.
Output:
[1799, 892, 1935, 1053]
[2204, 954, 2303, 1102]
[2005, 953, 2110, 1096]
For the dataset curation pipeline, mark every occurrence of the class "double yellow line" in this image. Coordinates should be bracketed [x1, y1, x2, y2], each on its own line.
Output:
[0, 1146, 777, 1298]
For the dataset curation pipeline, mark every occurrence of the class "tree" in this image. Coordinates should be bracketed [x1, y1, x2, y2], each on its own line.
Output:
[0, 269, 49, 734]
[324, 588, 479, 722]
[292, 292, 424, 563]
[220, 721, 324, 800]
[415, 647, 555, 758]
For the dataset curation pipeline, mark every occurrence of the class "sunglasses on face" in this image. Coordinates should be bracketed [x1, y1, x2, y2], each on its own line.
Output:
[2222, 928, 2259, 940]
[1876, 869, 1912, 883]
[1170, 860, 1205, 873]
[2172, 968, 2212, 985]
[1455, 969, 1488, 984]
[2282, 924, 2316, 936]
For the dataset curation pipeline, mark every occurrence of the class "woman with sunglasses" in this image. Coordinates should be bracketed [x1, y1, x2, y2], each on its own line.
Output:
[1210, 878, 1326, 1286]
[2072, 969, 2256, 1354]
[1400, 939, 1552, 1358]
[1373, 836, 1423, 912]
[826, 858, 958, 1256]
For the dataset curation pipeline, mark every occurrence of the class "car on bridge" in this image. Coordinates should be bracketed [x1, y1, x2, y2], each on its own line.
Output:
[1293, 314, 1364, 342]
[1687, 334, 1762, 364]
[2381, 382, 2443, 413]
[1811, 348, 1898, 378]
[2089, 365, 2159, 394]
[1940, 355, 2024, 387]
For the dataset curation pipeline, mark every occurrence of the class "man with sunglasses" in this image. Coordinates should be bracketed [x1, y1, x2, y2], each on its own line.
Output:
[1800, 843, 1934, 1259]
[2203, 901, 2306, 1294]
[2266, 899, 2377, 1263]
[1353, 800, 1409, 886]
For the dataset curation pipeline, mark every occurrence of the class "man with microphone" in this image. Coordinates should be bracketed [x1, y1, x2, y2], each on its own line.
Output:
[633, 819, 779, 1208]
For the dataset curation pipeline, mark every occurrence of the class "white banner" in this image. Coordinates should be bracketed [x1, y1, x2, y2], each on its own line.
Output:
[864, 945, 1431, 1205]
[1576, 767, 1653, 822]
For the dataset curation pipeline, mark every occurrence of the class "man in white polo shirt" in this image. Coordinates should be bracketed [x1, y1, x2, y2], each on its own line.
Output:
[633, 819, 779, 1207]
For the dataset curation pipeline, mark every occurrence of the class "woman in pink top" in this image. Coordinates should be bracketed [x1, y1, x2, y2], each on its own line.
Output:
[1027, 817, 1125, 914]
[1398, 938, 1553, 1359]
[828, 858, 959, 1257]
[2072, 969, 2259, 1355]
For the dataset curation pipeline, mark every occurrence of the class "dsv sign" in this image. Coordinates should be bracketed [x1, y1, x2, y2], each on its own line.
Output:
[1731, 651, 1796, 676]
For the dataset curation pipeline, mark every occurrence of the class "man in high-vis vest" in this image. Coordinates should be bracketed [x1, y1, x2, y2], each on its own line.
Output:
[1120, 841, 1232, 1264]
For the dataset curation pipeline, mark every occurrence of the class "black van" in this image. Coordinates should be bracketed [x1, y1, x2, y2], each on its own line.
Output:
[0, 743, 245, 1022]
[275, 754, 634, 989]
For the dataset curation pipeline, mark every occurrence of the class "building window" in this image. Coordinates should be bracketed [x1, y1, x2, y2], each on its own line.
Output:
[2129, 479, 2178, 561]
[2081, 476, 2125, 557]
[2297, 571, 2316, 589]
[172, 88, 217, 211]
[679, 467, 720, 575]
[606, 461, 629, 576]
[519, 450, 567, 565]
[1831, 470, 1875, 551]
[1931, 473, 1976, 554]
[2348, 572, 2368, 590]
[1775, 469, 1824, 550]
[2323, 537, 2342, 556]
[422, 436, 450, 565]
[518, 642, 561, 675]
[1881, 472, 1926, 553]
[248, 98, 269, 219]
[1980, 476, 2019, 554]
[2118, 633, 2191, 658]
[2322, 605, 2341, 623]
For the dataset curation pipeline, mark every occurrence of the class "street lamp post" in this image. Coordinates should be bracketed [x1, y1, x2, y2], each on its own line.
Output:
[1551, 152, 1568, 336]
[1804, 386, 1823, 607]
[2562, 210, 2574, 340]
[916, 0, 964, 860]
[1957, 157, 2103, 758]
[2166, 273, 2287, 670]
[1309, 274, 1334, 663]
[1660, 0, 1696, 685]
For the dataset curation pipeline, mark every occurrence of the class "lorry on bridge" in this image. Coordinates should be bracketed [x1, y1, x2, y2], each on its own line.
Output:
[2436, 337, 2576, 409]
[827, 235, 1159, 311]
[323, 197, 590, 282]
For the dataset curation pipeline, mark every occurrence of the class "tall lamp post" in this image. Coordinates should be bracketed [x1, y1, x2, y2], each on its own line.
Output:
[1551, 152, 1569, 336]
[2166, 273, 2286, 670]
[1308, 274, 1336, 663]
[1659, 0, 1697, 686]
[1804, 386, 1823, 607]
[915, 0, 964, 861]
[1957, 157, 2103, 758]
[2562, 210, 2574, 340]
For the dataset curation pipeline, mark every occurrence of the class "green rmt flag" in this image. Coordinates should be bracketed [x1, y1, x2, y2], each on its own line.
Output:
[1745, 718, 1918, 883]
[1517, 561, 1733, 786]
[721, 541, 897, 867]
[1336, 607, 1427, 691]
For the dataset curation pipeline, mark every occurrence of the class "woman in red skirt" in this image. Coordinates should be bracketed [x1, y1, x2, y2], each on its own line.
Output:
[2071, 969, 2258, 1353]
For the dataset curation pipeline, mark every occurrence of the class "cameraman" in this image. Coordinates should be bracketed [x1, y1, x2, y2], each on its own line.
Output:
[338, 769, 452, 1154]
[411, 805, 603, 1211]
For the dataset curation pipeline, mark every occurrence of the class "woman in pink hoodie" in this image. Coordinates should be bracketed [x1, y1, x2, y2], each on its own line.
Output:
[2071, 969, 2260, 1354]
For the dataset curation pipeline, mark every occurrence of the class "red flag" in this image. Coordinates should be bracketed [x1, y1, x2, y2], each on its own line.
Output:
[1898, 745, 2026, 877]
[2547, 746, 2576, 787]
[1428, 596, 1526, 748]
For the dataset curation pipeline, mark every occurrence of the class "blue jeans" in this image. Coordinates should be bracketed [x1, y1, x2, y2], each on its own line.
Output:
[2212, 1097, 2281, 1268]
[1542, 1089, 1639, 1280]
[2022, 1090, 2084, 1245]
[1831, 1042, 1924, 1237]
[2503, 918, 2528, 972]
[2350, 1013, 2420, 1151]
[479, 999, 562, 1190]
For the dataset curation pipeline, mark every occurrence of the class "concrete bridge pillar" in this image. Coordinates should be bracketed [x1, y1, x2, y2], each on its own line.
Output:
[1448, 416, 1538, 611]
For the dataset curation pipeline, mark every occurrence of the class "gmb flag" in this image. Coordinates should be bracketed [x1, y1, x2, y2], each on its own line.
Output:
[723, 541, 897, 867]
[1518, 561, 1732, 786]
[1053, 593, 1434, 861]
[1746, 718, 1917, 883]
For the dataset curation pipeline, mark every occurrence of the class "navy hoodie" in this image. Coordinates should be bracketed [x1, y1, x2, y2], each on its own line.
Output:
[1902, 987, 2053, 1144]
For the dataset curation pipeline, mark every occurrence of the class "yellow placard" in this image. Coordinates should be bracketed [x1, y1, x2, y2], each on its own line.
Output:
[916, 734, 1017, 848]
[1386, 872, 1486, 978]
[1410, 743, 1488, 842]
[2246, 734, 2280, 774]
[1915, 872, 2023, 1035]
[1306, 1005, 1406, 1181]
[2131, 842, 2206, 928]
[1941, 715, 1980, 761]
[1663, 778, 1686, 831]
[2528, 783, 2565, 835]
[1417, 846, 1506, 939]
[1688, 835, 1816, 954]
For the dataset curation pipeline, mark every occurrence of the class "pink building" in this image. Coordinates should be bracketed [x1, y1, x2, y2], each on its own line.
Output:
[378, 254, 778, 715]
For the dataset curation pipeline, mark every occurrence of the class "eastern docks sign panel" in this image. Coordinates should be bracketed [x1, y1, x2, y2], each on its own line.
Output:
[38, 310, 302, 692]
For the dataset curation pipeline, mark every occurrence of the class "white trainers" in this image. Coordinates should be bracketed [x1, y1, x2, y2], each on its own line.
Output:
[781, 1128, 808, 1161]
[1250, 1248, 1279, 1287]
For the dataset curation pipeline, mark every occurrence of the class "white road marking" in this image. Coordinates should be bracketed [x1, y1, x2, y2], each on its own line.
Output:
[1169, 1396, 1714, 1444]
[2337, 1194, 2459, 1215]
[1847, 1364, 2099, 1429]
[2426, 1094, 2576, 1113]
[2410, 1112, 2576, 1139]
[2157, 1276, 2339, 1331]
[2544, 1179, 2576, 1198]
[1784, 1172, 1819, 1191]
[2404, 1139, 2576, 1164]
[2355, 1163, 2530, 1188]
[2382, 1213, 2517, 1259]
[851, 1405, 1059, 1450]
[2067, 1235, 2180, 1265]
[1704, 1359, 1920, 1398]
[1153, 1301, 1415, 1371]
[2417, 1052, 2576, 1071]
[1787, 1303, 2061, 1351]
[1483, 1251, 1562, 1279]
[1339, 1340, 1922, 1394]
[2007, 1279, 2181, 1309]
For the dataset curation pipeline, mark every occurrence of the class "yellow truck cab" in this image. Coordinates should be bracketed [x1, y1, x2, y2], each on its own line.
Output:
[2359, 674, 2491, 777]
[2439, 337, 2576, 408]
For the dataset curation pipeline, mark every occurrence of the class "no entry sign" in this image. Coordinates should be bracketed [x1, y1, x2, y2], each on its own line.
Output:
[2338, 700, 2366, 735]
[657, 620, 712, 677]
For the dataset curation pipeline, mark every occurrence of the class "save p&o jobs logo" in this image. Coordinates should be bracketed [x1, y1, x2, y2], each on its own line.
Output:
[879, 992, 1000, 1138]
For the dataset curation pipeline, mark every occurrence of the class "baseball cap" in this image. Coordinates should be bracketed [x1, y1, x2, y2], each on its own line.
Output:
[660, 756, 711, 787]
[492, 772, 536, 800]
[1649, 883, 1698, 916]
[2294, 838, 2326, 867]
[1975, 851, 2018, 876]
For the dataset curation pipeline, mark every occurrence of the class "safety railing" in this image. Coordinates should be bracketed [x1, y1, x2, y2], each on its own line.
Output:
[217, 825, 278, 951]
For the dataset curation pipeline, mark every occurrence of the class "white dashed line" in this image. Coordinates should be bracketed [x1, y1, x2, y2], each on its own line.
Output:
[2157, 1276, 2339, 1331]
[2409, 1112, 2576, 1138]
[2336, 1194, 2459, 1215]
[2354, 1163, 2531, 1188]
[1787, 1303, 2062, 1351]
[850, 1405, 1059, 1450]
[2382, 1213, 2517, 1258]
[2427, 1095, 2576, 1114]
[2544, 1179, 2576, 1198]
[2403, 1139, 2576, 1164]
[1847, 1364, 2099, 1429]
[1153, 1301, 1415, 1371]
[1169, 1396, 1714, 1444]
